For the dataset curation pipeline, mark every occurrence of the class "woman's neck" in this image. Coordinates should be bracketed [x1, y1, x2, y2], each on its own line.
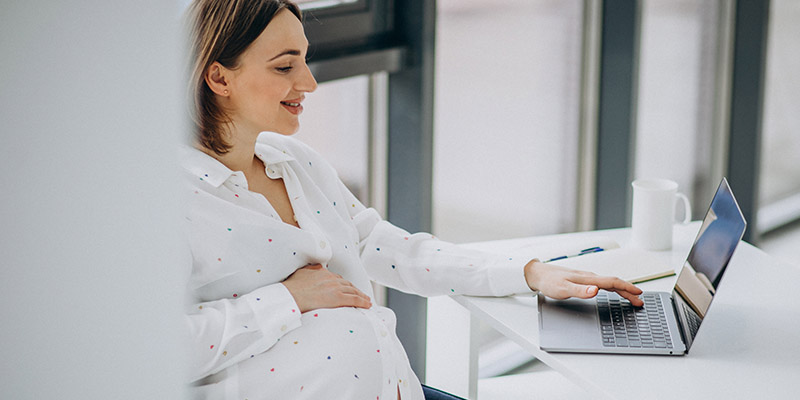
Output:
[198, 128, 261, 175]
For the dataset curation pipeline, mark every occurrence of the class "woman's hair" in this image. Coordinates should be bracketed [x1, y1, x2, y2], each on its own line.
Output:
[186, 0, 302, 155]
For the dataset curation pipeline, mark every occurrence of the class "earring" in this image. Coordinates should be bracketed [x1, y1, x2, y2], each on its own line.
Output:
[223, 89, 229, 95]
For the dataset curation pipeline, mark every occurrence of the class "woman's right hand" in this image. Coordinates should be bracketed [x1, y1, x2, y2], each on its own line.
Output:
[281, 264, 373, 313]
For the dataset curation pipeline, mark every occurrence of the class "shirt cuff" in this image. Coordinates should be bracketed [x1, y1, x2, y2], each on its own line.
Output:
[245, 283, 302, 337]
[487, 256, 536, 296]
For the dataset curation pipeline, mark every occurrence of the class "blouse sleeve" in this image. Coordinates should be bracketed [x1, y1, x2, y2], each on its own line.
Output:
[339, 182, 533, 298]
[185, 282, 302, 382]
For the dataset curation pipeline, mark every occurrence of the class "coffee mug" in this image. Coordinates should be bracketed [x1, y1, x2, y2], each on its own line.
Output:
[631, 178, 691, 250]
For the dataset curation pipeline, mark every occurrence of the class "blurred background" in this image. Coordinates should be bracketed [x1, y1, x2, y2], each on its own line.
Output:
[298, 0, 799, 251]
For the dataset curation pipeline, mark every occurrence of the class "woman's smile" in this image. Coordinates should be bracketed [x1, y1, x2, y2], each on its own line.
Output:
[280, 96, 305, 115]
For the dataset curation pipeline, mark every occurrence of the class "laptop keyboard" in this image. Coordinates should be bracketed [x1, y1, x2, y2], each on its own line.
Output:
[679, 299, 702, 339]
[597, 292, 673, 348]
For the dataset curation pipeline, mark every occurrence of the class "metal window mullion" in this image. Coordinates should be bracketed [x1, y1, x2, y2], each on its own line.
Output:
[727, 0, 771, 244]
[707, 0, 736, 207]
[368, 72, 390, 308]
[386, 0, 436, 381]
[594, 0, 642, 229]
[577, 0, 603, 232]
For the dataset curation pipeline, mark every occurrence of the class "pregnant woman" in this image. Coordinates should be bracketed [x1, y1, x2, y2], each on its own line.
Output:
[182, 1, 643, 398]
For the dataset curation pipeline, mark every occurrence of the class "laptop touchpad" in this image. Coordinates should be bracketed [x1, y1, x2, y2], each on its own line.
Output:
[540, 297, 598, 331]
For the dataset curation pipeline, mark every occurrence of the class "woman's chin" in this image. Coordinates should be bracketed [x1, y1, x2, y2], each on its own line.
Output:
[270, 123, 300, 136]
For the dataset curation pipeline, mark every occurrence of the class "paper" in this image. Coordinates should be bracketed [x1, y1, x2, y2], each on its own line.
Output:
[549, 247, 676, 284]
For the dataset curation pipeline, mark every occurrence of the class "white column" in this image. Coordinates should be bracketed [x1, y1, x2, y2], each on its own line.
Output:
[1, 1, 188, 398]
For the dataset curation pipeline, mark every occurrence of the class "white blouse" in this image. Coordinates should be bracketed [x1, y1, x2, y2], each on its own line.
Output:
[182, 131, 533, 400]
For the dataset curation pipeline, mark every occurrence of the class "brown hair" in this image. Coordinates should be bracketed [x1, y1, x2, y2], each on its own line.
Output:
[186, 0, 302, 155]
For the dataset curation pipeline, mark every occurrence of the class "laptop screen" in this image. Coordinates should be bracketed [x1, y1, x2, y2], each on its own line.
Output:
[685, 179, 747, 289]
[673, 178, 746, 350]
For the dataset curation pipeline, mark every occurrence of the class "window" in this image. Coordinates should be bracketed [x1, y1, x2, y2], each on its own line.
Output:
[433, 0, 584, 243]
[302, 0, 394, 58]
[635, 0, 724, 219]
[759, 0, 800, 233]
[294, 76, 371, 203]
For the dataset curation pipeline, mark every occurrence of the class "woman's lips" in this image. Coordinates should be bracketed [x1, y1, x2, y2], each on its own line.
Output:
[280, 98, 304, 115]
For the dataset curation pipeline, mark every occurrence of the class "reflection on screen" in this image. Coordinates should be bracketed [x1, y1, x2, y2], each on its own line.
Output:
[685, 180, 747, 289]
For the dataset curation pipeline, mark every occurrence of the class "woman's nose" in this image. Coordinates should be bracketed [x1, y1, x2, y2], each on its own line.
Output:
[298, 63, 318, 93]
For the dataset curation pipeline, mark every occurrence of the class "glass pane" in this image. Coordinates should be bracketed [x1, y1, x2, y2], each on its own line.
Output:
[635, 0, 721, 219]
[294, 75, 370, 204]
[759, 0, 800, 230]
[433, 0, 583, 244]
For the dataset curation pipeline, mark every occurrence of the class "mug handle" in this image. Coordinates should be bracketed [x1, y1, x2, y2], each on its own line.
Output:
[676, 192, 691, 224]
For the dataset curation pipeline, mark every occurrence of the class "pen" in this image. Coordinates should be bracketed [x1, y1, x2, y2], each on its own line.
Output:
[545, 247, 605, 262]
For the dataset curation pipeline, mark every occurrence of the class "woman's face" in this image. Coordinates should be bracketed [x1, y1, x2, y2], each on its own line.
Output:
[225, 9, 317, 136]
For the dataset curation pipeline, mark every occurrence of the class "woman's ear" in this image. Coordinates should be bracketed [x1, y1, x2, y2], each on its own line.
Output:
[205, 62, 231, 96]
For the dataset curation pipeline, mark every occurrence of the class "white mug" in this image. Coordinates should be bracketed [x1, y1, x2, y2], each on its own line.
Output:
[630, 178, 691, 250]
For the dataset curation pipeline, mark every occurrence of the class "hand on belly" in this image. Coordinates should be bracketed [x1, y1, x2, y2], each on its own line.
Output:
[282, 264, 373, 312]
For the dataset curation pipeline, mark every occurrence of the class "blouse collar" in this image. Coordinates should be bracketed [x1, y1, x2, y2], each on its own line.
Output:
[180, 132, 296, 188]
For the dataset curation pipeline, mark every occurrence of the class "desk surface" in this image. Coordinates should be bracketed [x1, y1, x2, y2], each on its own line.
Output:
[454, 224, 800, 399]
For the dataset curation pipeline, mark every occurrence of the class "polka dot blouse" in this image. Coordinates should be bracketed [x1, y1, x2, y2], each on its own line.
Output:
[182, 131, 532, 400]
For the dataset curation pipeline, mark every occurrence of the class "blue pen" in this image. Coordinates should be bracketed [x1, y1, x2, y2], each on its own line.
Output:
[546, 247, 605, 262]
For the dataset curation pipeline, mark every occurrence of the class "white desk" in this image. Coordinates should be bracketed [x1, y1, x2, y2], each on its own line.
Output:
[445, 224, 800, 399]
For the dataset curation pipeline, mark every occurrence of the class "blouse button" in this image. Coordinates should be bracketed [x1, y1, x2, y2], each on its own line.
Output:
[319, 241, 327, 249]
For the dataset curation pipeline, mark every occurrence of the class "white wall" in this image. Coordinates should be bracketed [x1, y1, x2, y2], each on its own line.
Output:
[1, 1, 187, 398]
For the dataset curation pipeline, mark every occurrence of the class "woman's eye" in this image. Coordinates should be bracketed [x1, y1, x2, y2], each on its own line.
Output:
[276, 66, 293, 73]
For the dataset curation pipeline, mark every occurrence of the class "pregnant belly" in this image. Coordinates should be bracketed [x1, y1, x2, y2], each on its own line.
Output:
[236, 306, 398, 399]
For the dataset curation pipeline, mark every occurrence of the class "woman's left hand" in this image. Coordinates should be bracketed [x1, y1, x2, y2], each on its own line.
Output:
[524, 260, 644, 306]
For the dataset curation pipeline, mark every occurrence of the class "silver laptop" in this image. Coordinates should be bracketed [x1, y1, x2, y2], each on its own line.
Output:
[538, 177, 746, 355]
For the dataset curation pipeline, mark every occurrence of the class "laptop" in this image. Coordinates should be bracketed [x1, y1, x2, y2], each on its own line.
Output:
[538, 177, 746, 355]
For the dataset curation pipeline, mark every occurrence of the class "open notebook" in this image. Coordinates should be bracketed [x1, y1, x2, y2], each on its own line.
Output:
[512, 236, 676, 284]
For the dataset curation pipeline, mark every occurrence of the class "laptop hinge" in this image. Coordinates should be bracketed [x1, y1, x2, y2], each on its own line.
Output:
[670, 293, 689, 351]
